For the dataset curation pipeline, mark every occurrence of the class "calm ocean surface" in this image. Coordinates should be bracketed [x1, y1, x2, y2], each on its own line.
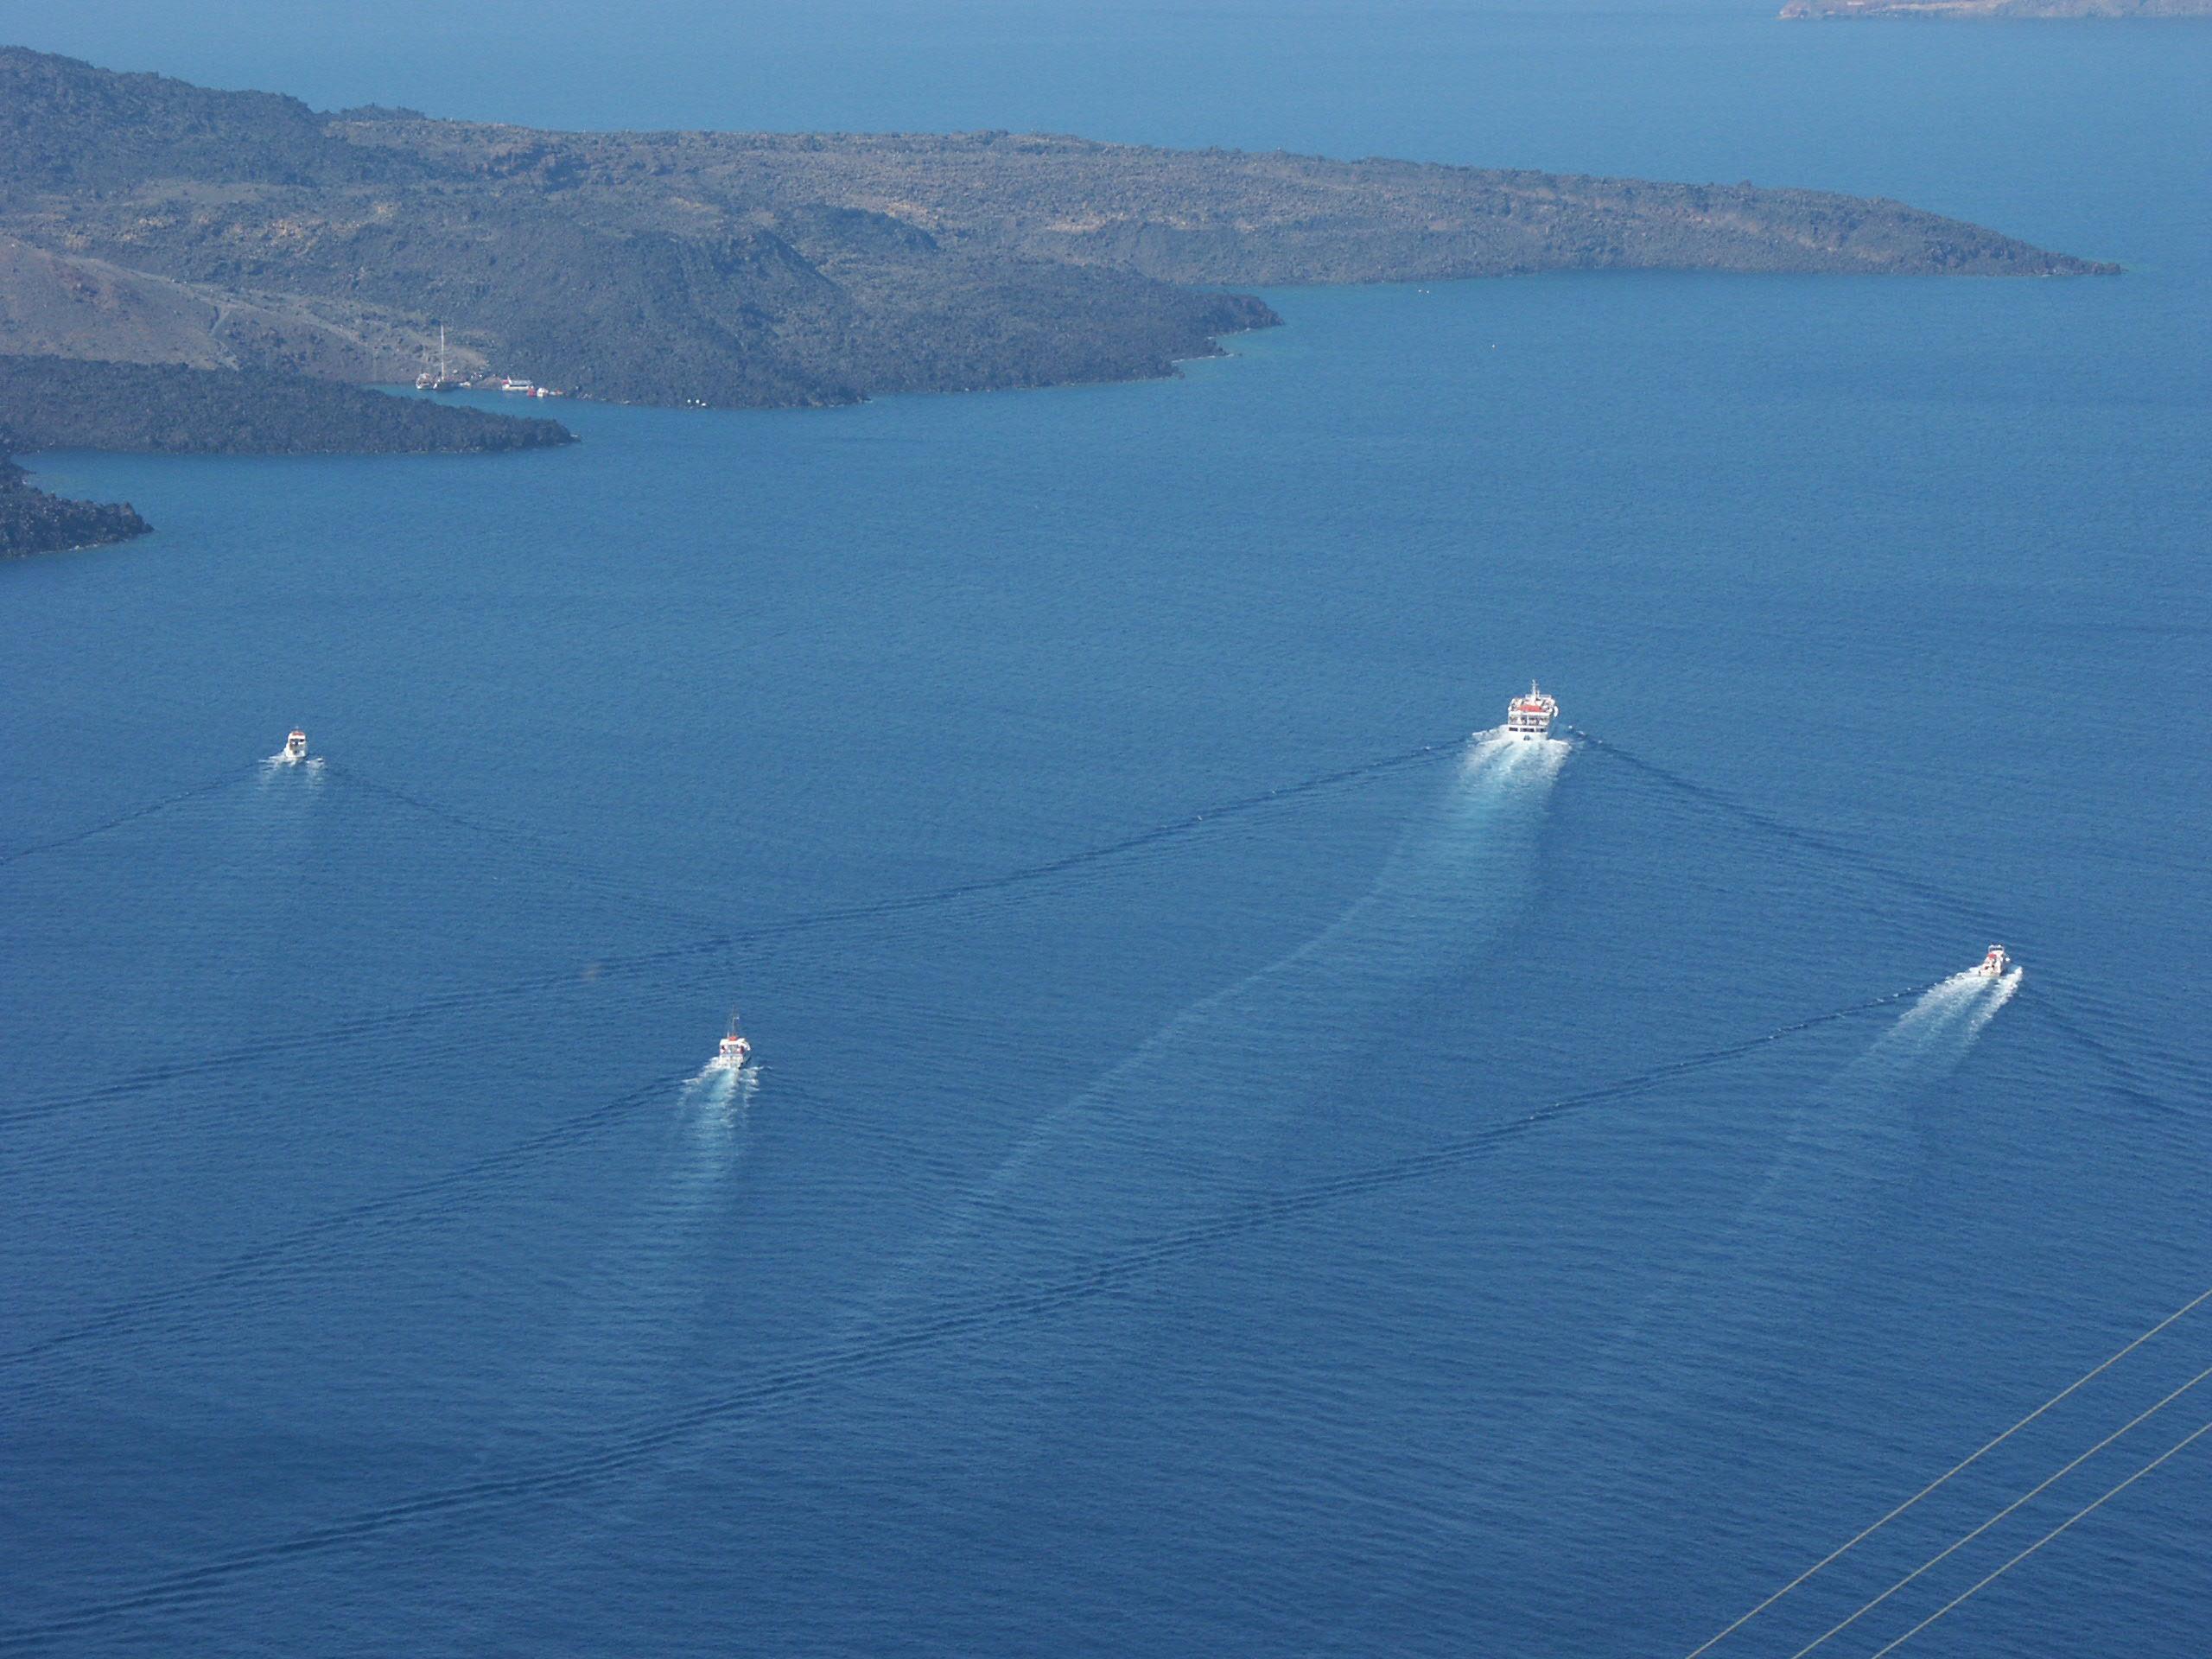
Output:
[3, 4, 2208, 1654]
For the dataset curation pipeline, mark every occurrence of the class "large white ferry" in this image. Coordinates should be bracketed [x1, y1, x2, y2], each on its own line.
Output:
[1503, 682, 1558, 741]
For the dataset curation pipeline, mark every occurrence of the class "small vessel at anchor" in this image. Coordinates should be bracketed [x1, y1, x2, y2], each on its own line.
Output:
[1503, 682, 1558, 741]
[414, 324, 464, 392]
[1977, 945, 2012, 977]
[283, 728, 309, 762]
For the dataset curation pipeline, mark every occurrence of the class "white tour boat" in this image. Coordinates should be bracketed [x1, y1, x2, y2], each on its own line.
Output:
[1977, 945, 2012, 977]
[716, 1015, 753, 1070]
[283, 728, 309, 762]
[1503, 682, 1558, 741]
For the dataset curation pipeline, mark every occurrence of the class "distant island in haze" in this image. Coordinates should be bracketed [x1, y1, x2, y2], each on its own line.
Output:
[1782, 0, 2209, 16]
[0, 43, 2120, 555]
[0, 46, 2116, 407]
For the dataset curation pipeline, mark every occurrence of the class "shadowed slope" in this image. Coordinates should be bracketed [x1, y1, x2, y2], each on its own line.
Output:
[0, 47, 2114, 409]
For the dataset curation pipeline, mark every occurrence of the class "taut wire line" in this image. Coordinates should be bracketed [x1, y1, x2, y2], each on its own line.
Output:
[1863, 1416, 2212, 1659]
[1680, 1282, 2212, 1658]
[1787, 1361, 2212, 1659]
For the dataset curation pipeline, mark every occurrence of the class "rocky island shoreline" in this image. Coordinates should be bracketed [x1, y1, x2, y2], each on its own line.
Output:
[0, 454, 148, 557]
[0, 43, 2124, 556]
[1, 45, 2116, 416]
[0, 356, 574, 556]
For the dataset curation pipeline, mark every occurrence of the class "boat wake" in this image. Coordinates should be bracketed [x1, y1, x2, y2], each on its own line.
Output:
[0, 767, 258, 869]
[0, 988, 1930, 1650]
[9, 736, 1468, 1132]
[0, 737, 1477, 1386]
[871, 727, 1571, 1307]
[1571, 725, 2206, 1109]
[512, 1062, 760, 1432]
[685, 1054, 758, 1125]
[1655, 962, 2024, 1311]
[1319, 961, 2029, 1639]
[1484, 963, 2024, 1516]
[671, 1057, 758, 1198]
[1859, 963, 2021, 1079]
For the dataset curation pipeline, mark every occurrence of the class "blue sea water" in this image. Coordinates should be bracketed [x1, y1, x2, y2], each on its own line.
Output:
[3, 4, 2209, 1655]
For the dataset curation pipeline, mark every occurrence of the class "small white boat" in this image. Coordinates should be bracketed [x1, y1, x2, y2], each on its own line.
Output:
[1977, 945, 2011, 977]
[716, 1014, 752, 1070]
[1503, 682, 1558, 741]
[283, 728, 308, 762]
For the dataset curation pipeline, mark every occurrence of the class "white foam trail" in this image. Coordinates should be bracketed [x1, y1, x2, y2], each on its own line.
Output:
[686, 1058, 741, 1093]
[1699, 966, 2018, 1244]
[1852, 964, 2020, 1078]
[1332, 964, 2025, 1642]
[1961, 964, 2024, 1042]
[1858, 969, 1989, 1064]
[1519, 968, 2019, 1482]
[689, 1058, 755, 1138]
[523, 1058, 760, 1429]
[872, 728, 1571, 1309]
[1465, 727, 1574, 782]
[678, 1058, 756, 1173]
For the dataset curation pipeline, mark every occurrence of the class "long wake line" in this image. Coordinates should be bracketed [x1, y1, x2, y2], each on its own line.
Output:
[1563, 727, 1990, 932]
[877, 728, 1567, 1300]
[0, 988, 1916, 1648]
[0, 737, 1472, 1364]
[5, 737, 1462, 1128]
[1557, 726, 2208, 1655]
[1567, 723, 2207, 1105]
[0, 1073, 694, 1371]
[0, 766, 258, 868]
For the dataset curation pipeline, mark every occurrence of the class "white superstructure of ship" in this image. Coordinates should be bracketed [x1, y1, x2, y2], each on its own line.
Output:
[1503, 682, 1557, 741]
[1977, 945, 2011, 977]
[715, 1014, 753, 1071]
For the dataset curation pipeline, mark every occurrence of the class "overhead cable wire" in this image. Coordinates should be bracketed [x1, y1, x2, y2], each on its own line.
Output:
[1786, 1360, 2212, 1659]
[1680, 1281, 2212, 1657]
[1862, 1415, 2212, 1658]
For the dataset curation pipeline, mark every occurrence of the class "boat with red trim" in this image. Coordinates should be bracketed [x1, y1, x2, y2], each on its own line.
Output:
[1503, 683, 1557, 741]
